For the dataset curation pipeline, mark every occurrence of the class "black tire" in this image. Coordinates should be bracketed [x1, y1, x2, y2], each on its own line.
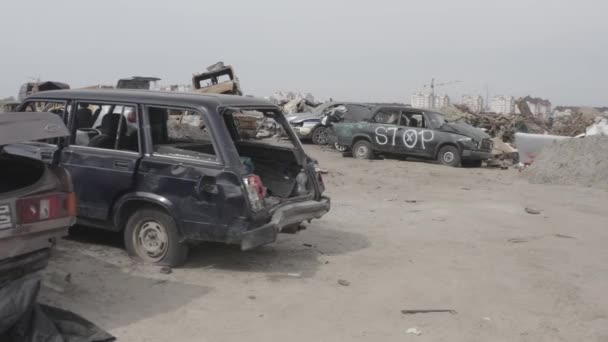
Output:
[124, 207, 188, 267]
[352, 140, 374, 160]
[462, 160, 483, 168]
[437, 145, 461, 167]
[311, 126, 328, 145]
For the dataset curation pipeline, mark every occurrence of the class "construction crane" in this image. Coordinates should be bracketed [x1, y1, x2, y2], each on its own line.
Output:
[421, 79, 462, 109]
[423, 78, 462, 97]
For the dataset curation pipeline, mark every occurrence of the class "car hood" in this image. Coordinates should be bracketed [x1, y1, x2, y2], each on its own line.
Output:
[286, 112, 321, 123]
[0, 112, 69, 146]
[439, 122, 491, 140]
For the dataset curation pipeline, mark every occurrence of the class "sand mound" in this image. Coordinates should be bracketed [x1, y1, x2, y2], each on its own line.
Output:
[524, 136, 608, 189]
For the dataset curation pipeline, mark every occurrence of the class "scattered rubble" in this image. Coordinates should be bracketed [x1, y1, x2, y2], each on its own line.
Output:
[554, 234, 576, 239]
[524, 207, 541, 215]
[401, 309, 457, 315]
[337, 279, 350, 286]
[524, 136, 608, 189]
[406, 327, 423, 336]
[160, 267, 173, 274]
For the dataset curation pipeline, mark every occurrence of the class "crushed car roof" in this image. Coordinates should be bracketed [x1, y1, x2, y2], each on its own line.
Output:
[26, 89, 279, 109]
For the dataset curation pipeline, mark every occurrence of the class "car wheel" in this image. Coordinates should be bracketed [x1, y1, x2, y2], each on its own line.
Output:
[352, 140, 374, 160]
[437, 145, 461, 167]
[311, 126, 328, 145]
[334, 143, 348, 152]
[124, 208, 188, 267]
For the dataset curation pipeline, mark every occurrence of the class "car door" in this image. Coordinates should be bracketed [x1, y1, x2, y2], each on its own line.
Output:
[395, 110, 433, 157]
[60, 100, 142, 223]
[136, 105, 225, 237]
[368, 108, 401, 154]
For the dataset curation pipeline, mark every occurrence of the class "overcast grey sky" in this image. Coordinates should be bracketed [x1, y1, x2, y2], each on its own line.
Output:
[1, 0, 607, 106]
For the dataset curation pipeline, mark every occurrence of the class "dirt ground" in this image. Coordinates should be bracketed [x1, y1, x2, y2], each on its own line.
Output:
[40, 145, 608, 342]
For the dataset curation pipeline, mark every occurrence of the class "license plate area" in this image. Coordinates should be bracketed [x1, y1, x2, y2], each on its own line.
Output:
[0, 204, 13, 229]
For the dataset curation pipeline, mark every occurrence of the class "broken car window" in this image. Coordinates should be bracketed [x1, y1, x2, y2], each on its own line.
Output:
[425, 111, 447, 129]
[73, 102, 139, 152]
[223, 108, 296, 148]
[147, 106, 217, 162]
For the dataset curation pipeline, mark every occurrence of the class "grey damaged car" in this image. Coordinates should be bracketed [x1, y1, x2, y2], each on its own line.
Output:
[0, 113, 113, 341]
[0, 112, 76, 265]
[287, 102, 375, 145]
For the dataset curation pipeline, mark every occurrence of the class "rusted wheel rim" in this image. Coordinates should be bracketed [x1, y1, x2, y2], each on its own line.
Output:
[334, 143, 347, 152]
[313, 127, 327, 144]
[134, 220, 168, 261]
[443, 152, 455, 163]
[355, 145, 369, 158]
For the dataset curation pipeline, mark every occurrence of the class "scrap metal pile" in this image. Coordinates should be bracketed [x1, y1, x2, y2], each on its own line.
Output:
[443, 99, 596, 142]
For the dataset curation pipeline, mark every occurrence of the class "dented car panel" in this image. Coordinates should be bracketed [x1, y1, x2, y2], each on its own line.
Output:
[334, 106, 493, 165]
[18, 90, 330, 256]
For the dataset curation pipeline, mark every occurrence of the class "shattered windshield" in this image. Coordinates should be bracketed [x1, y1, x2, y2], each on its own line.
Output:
[425, 111, 447, 128]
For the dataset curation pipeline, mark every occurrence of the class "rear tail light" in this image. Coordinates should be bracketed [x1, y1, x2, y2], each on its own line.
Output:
[244, 175, 266, 211]
[17, 192, 76, 224]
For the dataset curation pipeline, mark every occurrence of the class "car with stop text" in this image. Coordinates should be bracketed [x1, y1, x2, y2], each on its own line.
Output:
[16, 89, 330, 267]
[332, 105, 493, 167]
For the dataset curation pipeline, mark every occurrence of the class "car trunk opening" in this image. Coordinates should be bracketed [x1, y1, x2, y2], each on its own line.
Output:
[221, 107, 321, 208]
[0, 154, 46, 194]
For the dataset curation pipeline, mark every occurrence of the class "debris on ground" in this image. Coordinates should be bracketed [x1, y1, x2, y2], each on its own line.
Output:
[160, 267, 173, 274]
[303, 243, 313, 248]
[287, 273, 302, 278]
[406, 327, 423, 336]
[524, 136, 608, 189]
[401, 309, 457, 315]
[554, 234, 577, 239]
[584, 117, 608, 136]
[487, 137, 518, 168]
[524, 207, 541, 215]
[460, 187, 471, 190]
[337, 279, 351, 286]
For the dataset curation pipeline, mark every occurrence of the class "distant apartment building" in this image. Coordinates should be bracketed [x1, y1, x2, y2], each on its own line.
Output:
[411, 93, 450, 109]
[461, 95, 484, 113]
[411, 92, 433, 108]
[434, 94, 450, 109]
[490, 96, 516, 114]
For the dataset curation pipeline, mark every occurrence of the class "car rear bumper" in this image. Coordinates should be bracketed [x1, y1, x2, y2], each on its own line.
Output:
[240, 197, 331, 250]
[0, 217, 73, 260]
[462, 150, 493, 160]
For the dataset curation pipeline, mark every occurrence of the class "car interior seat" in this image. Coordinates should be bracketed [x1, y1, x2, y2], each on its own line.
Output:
[88, 113, 126, 149]
[148, 108, 169, 145]
[74, 107, 93, 129]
